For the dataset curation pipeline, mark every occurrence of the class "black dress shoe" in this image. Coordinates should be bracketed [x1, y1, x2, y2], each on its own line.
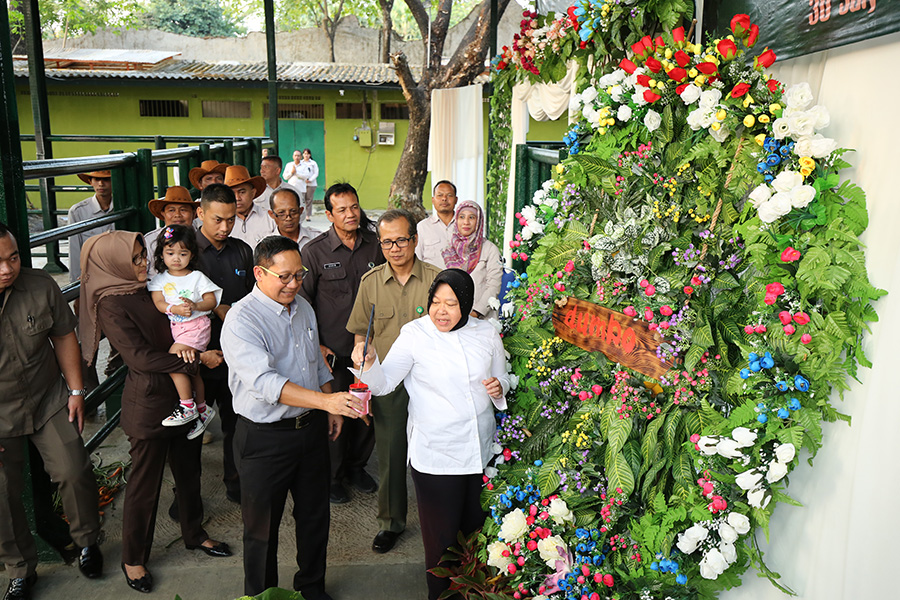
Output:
[4, 573, 36, 600]
[329, 482, 350, 504]
[346, 469, 378, 493]
[372, 530, 400, 553]
[78, 544, 104, 578]
[186, 541, 233, 557]
[121, 563, 152, 594]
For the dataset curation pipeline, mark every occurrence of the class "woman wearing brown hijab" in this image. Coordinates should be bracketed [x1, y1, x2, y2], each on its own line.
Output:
[79, 231, 232, 594]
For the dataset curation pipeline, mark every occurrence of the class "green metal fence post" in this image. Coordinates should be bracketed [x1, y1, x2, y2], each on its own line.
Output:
[154, 136, 168, 198]
[177, 144, 193, 197]
[109, 150, 127, 232]
[199, 143, 211, 165]
[249, 139, 262, 175]
[134, 148, 155, 233]
[223, 139, 234, 170]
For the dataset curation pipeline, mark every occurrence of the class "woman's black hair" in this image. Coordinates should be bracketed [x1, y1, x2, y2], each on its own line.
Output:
[154, 224, 199, 274]
[427, 268, 475, 332]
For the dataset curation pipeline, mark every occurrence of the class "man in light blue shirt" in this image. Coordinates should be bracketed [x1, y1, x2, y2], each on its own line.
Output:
[221, 235, 365, 600]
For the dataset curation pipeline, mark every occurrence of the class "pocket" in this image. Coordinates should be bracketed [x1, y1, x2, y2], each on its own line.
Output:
[374, 305, 395, 341]
[321, 265, 351, 296]
[21, 311, 53, 359]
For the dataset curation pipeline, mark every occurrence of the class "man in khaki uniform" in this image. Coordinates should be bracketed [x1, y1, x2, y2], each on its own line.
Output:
[0, 223, 103, 600]
[346, 209, 441, 554]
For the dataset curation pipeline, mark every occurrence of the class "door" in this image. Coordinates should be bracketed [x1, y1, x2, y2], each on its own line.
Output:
[266, 119, 326, 201]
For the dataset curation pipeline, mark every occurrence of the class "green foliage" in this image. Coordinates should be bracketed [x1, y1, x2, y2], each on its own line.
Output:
[144, 0, 241, 36]
[8, 0, 145, 39]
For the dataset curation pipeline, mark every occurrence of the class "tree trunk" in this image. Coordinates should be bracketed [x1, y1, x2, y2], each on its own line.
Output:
[378, 0, 394, 64]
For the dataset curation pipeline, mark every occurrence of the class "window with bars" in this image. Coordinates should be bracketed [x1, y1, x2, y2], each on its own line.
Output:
[263, 103, 325, 119]
[335, 102, 372, 120]
[380, 103, 410, 120]
[139, 99, 189, 117]
[202, 100, 252, 118]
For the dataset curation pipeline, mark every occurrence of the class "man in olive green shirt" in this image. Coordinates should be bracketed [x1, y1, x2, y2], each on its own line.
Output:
[346, 209, 441, 554]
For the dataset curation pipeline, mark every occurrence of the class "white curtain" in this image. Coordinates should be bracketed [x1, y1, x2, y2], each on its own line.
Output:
[724, 31, 900, 600]
[428, 84, 484, 207]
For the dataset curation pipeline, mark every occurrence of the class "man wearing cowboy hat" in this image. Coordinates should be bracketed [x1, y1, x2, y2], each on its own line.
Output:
[225, 165, 276, 250]
[188, 160, 229, 191]
[67, 171, 113, 282]
[144, 186, 201, 277]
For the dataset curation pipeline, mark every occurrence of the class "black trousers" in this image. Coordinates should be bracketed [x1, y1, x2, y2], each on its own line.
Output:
[203, 375, 240, 498]
[411, 467, 487, 600]
[329, 356, 375, 483]
[234, 412, 331, 598]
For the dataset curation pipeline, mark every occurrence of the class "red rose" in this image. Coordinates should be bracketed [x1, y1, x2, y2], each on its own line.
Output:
[717, 39, 738, 60]
[676, 83, 689, 95]
[754, 48, 777, 69]
[764, 294, 777, 305]
[696, 61, 718, 75]
[645, 56, 663, 73]
[602, 574, 614, 587]
[747, 24, 760, 48]
[636, 74, 651, 87]
[730, 82, 751, 98]
[655, 36, 665, 48]
[643, 90, 661, 103]
[497, 61, 507, 70]
[767, 78, 781, 93]
[730, 14, 751, 37]
[672, 26, 685, 43]
[631, 41, 647, 58]
[780, 246, 801, 262]
[641, 35, 654, 52]
[674, 50, 691, 67]
[620, 58, 637, 74]
[668, 67, 687, 82]
[779, 311, 793, 325]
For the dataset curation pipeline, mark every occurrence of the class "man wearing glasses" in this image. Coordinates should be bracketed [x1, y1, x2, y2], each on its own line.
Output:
[221, 235, 365, 600]
[268, 188, 318, 250]
[300, 183, 384, 505]
[346, 209, 441, 554]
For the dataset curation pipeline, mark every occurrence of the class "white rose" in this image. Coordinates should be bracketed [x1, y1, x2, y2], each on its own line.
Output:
[520, 225, 534, 240]
[543, 196, 559, 211]
[609, 84, 624, 103]
[718, 521, 738, 543]
[716, 437, 744, 459]
[697, 436, 719, 456]
[793, 136, 814, 158]
[699, 548, 729, 579]
[597, 72, 619, 87]
[772, 170, 804, 193]
[490, 442, 502, 454]
[508, 372, 519, 390]
[548, 497, 574, 525]
[676, 523, 709, 554]
[731, 427, 758, 447]
[537, 535, 568, 568]
[709, 125, 730, 143]
[784, 82, 814, 110]
[498, 509, 529, 542]
[757, 200, 781, 224]
[787, 111, 816, 138]
[541, 179, 554, 192]
[775, 443, 796, 463]
[699, 88, 723, 110]
[698, 109, 716, 129]
[766, 460, 788, 483]
[487, 541, 512, 570]
[747, 487, 771, 509]
[772, 118, 791, 140]
[790, 185, 816, 208]
[734, 469, 763, 491]
[617, 104, 633, 122]
[808, 105, 830, 130]
[581, 85, 599, 104]
[810, 135, 837, 158]
[568, 93, 583, 112]
[488, 297, 501, 311]
[644, 109, 661, 133]
[719, 540, 737, 564]
[520, 205, 537, 222]
[501, 302, 516, 319]
[631, 91, 648, 108]
[768, 191, 794, 216]
[582, 105, 597, 122]
[484, 466, 498, 478]
[680, 83, 701, 105]
[686, 108, 706, 131]
[727, 512, 751, 534]
[747, 184, 771, 208]
[588, 110, 604, 128]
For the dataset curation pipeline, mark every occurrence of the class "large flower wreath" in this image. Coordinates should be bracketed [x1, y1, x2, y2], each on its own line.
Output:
[478, 9, 885, 600]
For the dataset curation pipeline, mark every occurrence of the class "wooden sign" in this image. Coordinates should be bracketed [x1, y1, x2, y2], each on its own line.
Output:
[552, 297, 675, 379]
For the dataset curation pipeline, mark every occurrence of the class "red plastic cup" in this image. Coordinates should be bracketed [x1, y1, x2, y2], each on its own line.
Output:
[349, 382, 371, 415]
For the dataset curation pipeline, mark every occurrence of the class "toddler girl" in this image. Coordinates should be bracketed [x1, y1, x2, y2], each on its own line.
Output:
[148, 225, 222, 439]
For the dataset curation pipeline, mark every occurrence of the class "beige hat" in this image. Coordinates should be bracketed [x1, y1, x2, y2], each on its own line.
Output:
[147, 186, 199, 220]
[188, 160, 229, 190]
[77, 170, 111, 184]
[223, 165, 266, 199]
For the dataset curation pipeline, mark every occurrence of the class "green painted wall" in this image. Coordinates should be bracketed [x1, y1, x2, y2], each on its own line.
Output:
[526, 114, 568, 143]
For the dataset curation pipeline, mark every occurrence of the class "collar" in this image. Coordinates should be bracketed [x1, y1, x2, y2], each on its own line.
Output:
[380, 256, 426, 285]
[326, 225, 364, 252]
[250, 284, 297, 316]
[89, 195, 113, 214]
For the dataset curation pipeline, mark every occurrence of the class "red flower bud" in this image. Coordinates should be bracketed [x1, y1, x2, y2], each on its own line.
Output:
[631, 41, 647, 58]
[754, 48, 777, 69]
[636, 74, 651, 87]
[696, 61, 718, 75]
[643, 90, 661, 103]
[675, 83, 689, 95]
[645, 56, 663, 73]
[730, 82, 751, 98]
[780, 246, 801, 262]
[672, 27, 685, 43]
[747, 24, 760, 48]
[730, 14, 751, 37]
[620, 58, 638, 74]
[767, 78, 781, 93]
[717, 39, 738, 60]
[674, 50, 691, 67]
[641, 35, 654, 52]
[668, 67, 687, 82]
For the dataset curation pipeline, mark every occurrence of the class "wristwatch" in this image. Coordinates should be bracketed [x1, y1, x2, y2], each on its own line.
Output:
[69, 389, 86, 396]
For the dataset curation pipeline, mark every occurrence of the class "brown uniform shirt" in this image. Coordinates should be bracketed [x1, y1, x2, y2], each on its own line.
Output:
[346, 258, 442, 360]
[300, 226, 385, 357]
[0, 268, 76, 436]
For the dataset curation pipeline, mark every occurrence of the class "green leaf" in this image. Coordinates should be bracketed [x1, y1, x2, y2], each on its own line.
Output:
[605, 450, 636, 497]
[607, 413, 633, 455]
[504, 335, 534, 357]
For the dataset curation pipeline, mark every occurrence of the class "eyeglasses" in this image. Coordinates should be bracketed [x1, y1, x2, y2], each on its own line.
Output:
[132, 252, 147, 266]
[379, 237, 414, 250]
[259, 264, 308, 284]
[273, 209, 301, 219]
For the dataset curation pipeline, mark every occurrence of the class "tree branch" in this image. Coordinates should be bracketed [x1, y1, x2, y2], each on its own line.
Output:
[441, 0, 511, 88]
[427, 0, 454, 73]
[402, 0, 431, 43]
[390, 51, 421, 101]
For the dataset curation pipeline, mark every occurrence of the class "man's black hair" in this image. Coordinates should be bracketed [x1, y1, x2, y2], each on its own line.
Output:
[254, 235, 300, 268]
[200, 183, 236, 208]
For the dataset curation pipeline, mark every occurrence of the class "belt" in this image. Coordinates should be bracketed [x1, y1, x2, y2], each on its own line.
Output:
[240, 411, 315, 430]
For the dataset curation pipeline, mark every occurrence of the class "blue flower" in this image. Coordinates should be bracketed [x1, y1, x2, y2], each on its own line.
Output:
[748, 352, 759, 361]
[760, 353, 775, 369]
[788, 397, 801, 410]
[521, 273, 528, 279]
[777, 408, 790, 419]
[740, 369, 751, 379]
[534, 459, 543, 466]
[576, 528, 589, 539]
[794, 375, 810, 391]
[516, 490, 527, 501]
[763, 137, 779, 152]
[757, 402, 766, 409]
[676, 573, 688, 585]
[511, 280, 520, 288]
[749, 360, 761, 372]
[776, 381, 788, 391]
[766, 153, 782, 167]
[650, 561, 659, 571]
[757, 414, 768, 424]
[756, 162, 768, 174]
[779, 145, 792, 157]
[764, 173, 775, 183]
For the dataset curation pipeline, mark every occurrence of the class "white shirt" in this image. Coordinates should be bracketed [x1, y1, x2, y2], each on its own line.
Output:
[67, 195, 113, 281]
[231, 203, 277, 250]
[283, 159, 319, 192]
[415, 213, 454, 267]
[147, 270, 222, 323]
[356, 317, 509, 475]
[255, 181, 290, 209]
[283, 223, 319, 251]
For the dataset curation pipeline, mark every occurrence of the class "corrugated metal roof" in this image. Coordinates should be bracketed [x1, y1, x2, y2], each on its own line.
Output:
[13, 56, 488, 86]
[40, 48, 181, 65]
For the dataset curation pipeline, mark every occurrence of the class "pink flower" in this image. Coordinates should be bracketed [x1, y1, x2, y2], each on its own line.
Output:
[691, 276, 702, 286]
[660, 305, 673, 316]
[648, 323, 658, 331]
[801, 333, 812, 344]
[684, 286, 694, 295]
[591, 384, 603, 395]
[564, 260, 575, 273]
[793, 312, 810, 325]
[781, 246, 801, 262]
[554, 282, 565, 292]
[579, 391, 590, 401]
[639, 279, 649, 288]
[744, 325, 754, 334]
[623, 306, 637, 317]
[764, 294, 777, 305]
[754, 324, 767, 333]
[602, 574, 614, 587]
[779, 311, 793, 325]
[690, 434, 700, 443]
[766, 282, 785, 296]
[511, 252, 519, 260]
[659, 321, 670, 329]
[644, 285, 656, 296]
[644, 308, 654, 321]
[708, 495, 728, 513]
[783, 324, 795, 335]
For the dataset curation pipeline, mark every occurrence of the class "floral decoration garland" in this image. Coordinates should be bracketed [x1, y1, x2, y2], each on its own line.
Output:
[481, 8, 884, 600]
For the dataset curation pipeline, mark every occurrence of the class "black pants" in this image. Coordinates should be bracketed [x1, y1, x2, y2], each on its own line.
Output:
[234, 412, 330, 598]
[203, 375, 240, 498]
[411, 468, 486, 600]
[329, 356, 375, 483]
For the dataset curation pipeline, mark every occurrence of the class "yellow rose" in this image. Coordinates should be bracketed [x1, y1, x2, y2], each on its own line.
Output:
[716, 109, 727, 121]
[711, 122, 721, 131]
[769, 103, 782, 114]
[695, 75, 707, 86]
[755, 134, 766, 146]
[800, 166, 813, 178]
[688, 68, 698, 78]
[758, 114, 770, 124]
[743, 115, 756, 127]
[799, 156, 815, 170]
[555, 164, 565, 174]
[649, 79, 657, 88]
[665, 49, 673, 59]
